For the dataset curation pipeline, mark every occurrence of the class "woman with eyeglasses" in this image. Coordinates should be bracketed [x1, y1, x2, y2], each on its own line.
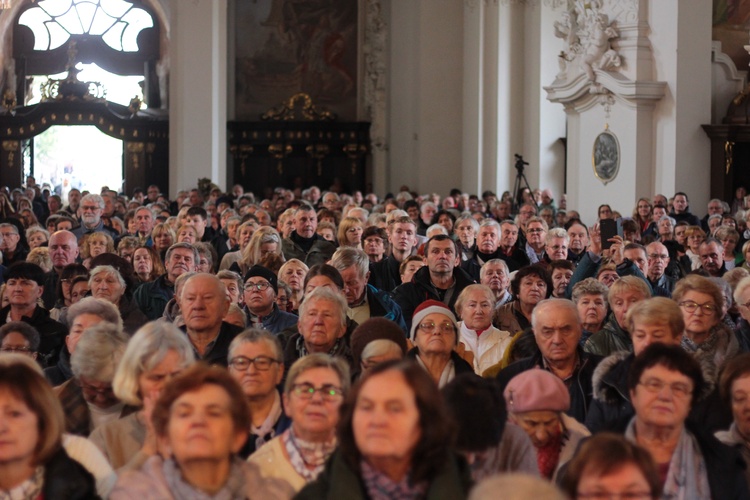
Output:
[248, 353, 349, 494]
[732, 276, 750, 352]
[673, 275, 740, 391]
[406, 300, 474, 388]
[622, 343, 748, 499]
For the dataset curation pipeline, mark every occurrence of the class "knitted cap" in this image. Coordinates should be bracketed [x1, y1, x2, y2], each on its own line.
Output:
[243, 265, 278, 294]
[350, 318, 408, 367]
[409, 299, 458, 341]
[503, 368, 570, 413]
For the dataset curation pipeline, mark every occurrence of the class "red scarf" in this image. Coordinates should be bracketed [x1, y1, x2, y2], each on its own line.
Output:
[536, 432, 563, 479]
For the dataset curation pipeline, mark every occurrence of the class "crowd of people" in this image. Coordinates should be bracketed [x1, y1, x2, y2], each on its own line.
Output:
[0, 177, 749, 499]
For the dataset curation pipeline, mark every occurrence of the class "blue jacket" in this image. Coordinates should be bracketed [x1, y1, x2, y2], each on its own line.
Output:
[245, 303, 298, 335]
[366, 284, 408, 333]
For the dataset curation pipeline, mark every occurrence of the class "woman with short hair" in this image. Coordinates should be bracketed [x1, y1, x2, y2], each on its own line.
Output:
[494, 263, 551, 335]
[455, 284, 511, 375]
[230, 226, 283, 277]
[49, 263, 89, 324]
[89, 322, 196, 470]
[571, 278, 609, 343]
[150, 222, 175, 262]
[278, 259, 309, 313]
[89, 265, 148, 335]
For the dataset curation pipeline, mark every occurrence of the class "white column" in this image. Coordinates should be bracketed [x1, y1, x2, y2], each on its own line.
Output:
[169, 0, 228, 196]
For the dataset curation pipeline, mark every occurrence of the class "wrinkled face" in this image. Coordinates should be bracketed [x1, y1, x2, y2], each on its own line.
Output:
[68, 190, 81, 206]
[78, 375, 119, 409]
[298, 298, 345, 353]
[512, 410, 562, 448]
[477, 226, 500, 254]
[459, 289, 494, 330]
[90, 272, 125, 304]
[164, 384, 245, 463]
[550, 268, 573, 297]
[415, 312, 456, 356]
[229, 341, 283, 399]
[295, 210, 318, 238]
[0, 388, 40, 467]
[238, 225, 256, 248]
[646, 244, 669, 279]
[166, 248, 196, 281]
[6, 277, 43, 309]
[738, 286, 750, 323]
[699, 242, 723, 274]
[481, 262, 509, 294]
[284, 367, 343, 439]
[707, 201, 723, 215]
[526, 222, 546, 247]
[220, 278, 241, 305]
[518, 274, 547, 306]
[0, 228, 18, 252]
[533, 304, 581, 364]
[576, 463, 653, 500]
[340, 266, 369, 307]
[500, 223, 519, 248]
[730, 375, 750, 440]
[708, 217, 722, 235]
[426, 239, 458, 275]
[281, 264, 307, 292]
[576, 294, 607, 329]
[672, 195, 688, 213]
[630, 365, 693, 429]
[345, 224, 363, 246]
[546, 237, 569, 261]
[454, 220, 475, 247]
[136, 209, 154, 234]
[181, 276, 230, 332]
[421, 205, 437, 224]
[81, 200, 102, 226]
[567, 224, 588, 253]
[678, 290, 719, 337]
[611, 289, 646, 329]
[630, 320, 680, 356]
[390, 223, 417, 253]
[353, 371, 421, 466]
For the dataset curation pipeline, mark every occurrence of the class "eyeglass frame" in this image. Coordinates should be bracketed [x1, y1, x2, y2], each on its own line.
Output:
[228, 355, 281, 371]
[290, 382, 344, 401]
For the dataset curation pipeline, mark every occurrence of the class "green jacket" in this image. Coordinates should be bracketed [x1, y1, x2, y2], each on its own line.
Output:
[295, 450, 472, 500]
[583, 314, 632, 357]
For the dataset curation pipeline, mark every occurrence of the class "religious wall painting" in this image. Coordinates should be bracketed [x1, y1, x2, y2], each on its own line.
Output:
[713, 0, 750, 71]
[234, 0, 358, 121]
[592, 127, 620, 185]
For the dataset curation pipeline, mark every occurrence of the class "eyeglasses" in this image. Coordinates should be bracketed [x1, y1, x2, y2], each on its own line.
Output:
[678, 301, 717, 315]
[647, 253, 669, 261]
[638, 378, 692, 398]
[577, 492, 652, 499]
[81, 205, 100, 212]
[527, 228, 545, 234]
[229, 355, 280, 371]
[0, 346, 33, 353]
[418, 321, 455, 334]
[244, 281, 272, 292]
[291, 383, 343, 401]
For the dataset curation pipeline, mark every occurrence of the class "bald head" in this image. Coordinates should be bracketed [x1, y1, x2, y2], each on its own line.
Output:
[49, 230, 79, 271]
[181, 273, 230, 336]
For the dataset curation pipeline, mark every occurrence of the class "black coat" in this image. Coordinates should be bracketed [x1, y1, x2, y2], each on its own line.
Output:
[43, 447, 99, 499]
[496, 347, 602, 424]
[0, 304, 67, 367]
[368, 255, 402, 293]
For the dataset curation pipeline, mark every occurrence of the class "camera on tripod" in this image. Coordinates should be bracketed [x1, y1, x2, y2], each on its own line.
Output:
[514, 154, 529, 174]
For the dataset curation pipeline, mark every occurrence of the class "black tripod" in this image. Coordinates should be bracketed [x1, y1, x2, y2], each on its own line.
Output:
[512, 154, 537, 212]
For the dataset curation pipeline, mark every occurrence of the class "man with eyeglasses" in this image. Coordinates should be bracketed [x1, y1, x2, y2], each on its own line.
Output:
[524, 217, 548, 264]
[228, 329, 290, 458]
[645, 242, 675, 296]
[0, 222, 28, 265]
[242, 265, 297, 334]
[179, 273, 242, 367]
[495, 299, 601, 423]
[71, 193, 118, 240]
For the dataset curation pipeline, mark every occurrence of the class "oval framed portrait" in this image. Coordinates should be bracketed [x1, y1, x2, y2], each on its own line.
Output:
[592, 129, 620, 185]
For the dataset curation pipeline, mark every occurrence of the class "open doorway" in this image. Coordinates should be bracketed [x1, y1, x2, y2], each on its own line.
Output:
[24, 125, 124, 199]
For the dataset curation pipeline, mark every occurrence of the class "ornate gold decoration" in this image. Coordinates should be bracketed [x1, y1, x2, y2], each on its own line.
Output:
[306, 144, 330, 176]
[3, 140, 19, 164]
[268, 144, 292, 174]
[343, 143, 367, 175]
[262, 93, 336, 122]
[129, 96, 142, 116]
[725, 141, 735, 175]
[230, 145, 254, 177]
[40, 41, 107, 103]
[2, 89, 16, 113]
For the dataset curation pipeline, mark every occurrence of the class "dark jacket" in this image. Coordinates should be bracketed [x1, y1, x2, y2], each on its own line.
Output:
[44, 345, 73, 387]
[133, 274, 174, 321]
[245, 302, 299, 335]
[181, 321, 243, 367]
[365, 284, 408, 333]
[368, 254, 402, 292]
[119, 295, 149, 335]
[393, 265, 475, 331]
[237, 402, 291, 459]
[281, 232, 336, 267]
[496, 347, 602, 423]
[55, 378, 137, 436]
[0, 304, 67, 367]
[735, 318, 750, 352]
[583, 314, 632, 357]
[406, 347, 476, 378]
[43, 447, 100, 499]
[282, 332, 355, 382]
[42, 269, 60, 309]
[670, 210, 701, 227]
[296, 449, 473, 500]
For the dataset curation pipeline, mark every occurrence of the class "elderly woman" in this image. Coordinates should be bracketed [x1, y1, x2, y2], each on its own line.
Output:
[278, 258, 309, 313]
[297, 360, 472, 499]
[150, 222, 175, 261]
[624, 343, 749, 499]
[455, 284, 511, 375]
[132, 245, 165, 284]
[503, 369, 590, 481]
[454, 215, 479, 262]
[49, 263, 89, 323]
[0, 321, 40, 359]
[228, 329, 290, 458]
[349, 317, 408, 377]
[337, 216, 364, 249]
[407, 300, 474, 387]
[572, 278, 609, 344]
[230, 226, 283, 276]
[111, 364, 293, 499]
[494, 263, 551, 335]
[44, 297, 123, 387]
[716, 353, 750, 490]
[89, 264, 148, 335]
[584, 276, 651, 357]
[249, 354, 349, 493]
[716, 226, 741, 271]
[175, 224, 198, 244]
[89, 322, 196, 470]
[56, 322, 132, 436]
[0, 356, 100, 497]
[674, 274, 740, 390]
[26, 226, 49, 249]
[561, 433, 661, 500]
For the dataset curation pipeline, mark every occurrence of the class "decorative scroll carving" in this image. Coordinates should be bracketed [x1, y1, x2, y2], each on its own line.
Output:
[261, 93, 336, 122]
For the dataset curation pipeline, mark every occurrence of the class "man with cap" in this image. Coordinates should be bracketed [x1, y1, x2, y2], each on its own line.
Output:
[242, 265, 297, 334]
[503, 369, 590, 481]
[0, 262, 67, 367]
[406, 299, 474, 388]
[349, 317, 408, 378]
[495, 298, 602, 423]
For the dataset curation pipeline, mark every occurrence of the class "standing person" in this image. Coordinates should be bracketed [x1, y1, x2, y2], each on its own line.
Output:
[669, 191, 701, 226]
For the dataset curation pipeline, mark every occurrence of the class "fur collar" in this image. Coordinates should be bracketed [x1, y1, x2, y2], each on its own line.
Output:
[591, 350, 632, 403]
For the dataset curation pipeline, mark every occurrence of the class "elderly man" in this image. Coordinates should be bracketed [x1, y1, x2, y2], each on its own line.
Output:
[495, 298, 602, 423]
[393, 234, 475, 330]
[179, 273, 242, 366]
[72, 193, 118, 240]
[228, 329, 291, 458]
[566, 219, 589, 263]
[645, 241, 675, 296]
[0, 222, 28, 265]
[701, 198, 725, 232]
[329, 247, 407, 331]
[498, 221, 530, 272]
[0, 262, 67, 366]
[242, 265, 297, 334]
[282, 286, 353, 371]
[417, 201, 438, 236]
[524, 217, 548, 264]
[480, 259, 512, 307]
[461, 219, 504, 281]
[699, 238, 726, 277]
[281, 203, 336, 267]
[369, 215, 418, 292]
[134, 242, 197, 320]
[41, 230, 80, 309]
[134, 206, 155, 246]
[63, 188, 81, 215]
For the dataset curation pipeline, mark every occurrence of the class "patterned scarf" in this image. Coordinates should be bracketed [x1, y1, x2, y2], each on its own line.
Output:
[162, 456, 247, 500]
[281, 428, 336, 482]
[535, 431, 563, 479]
[251, 392, 282, 451]
[360, 459, 427, 500]
[0, 466, 43, 500]
[295, 335, 344, 359]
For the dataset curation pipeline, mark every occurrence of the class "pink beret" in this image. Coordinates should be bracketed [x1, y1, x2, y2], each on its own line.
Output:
[503, 368, 570, 413]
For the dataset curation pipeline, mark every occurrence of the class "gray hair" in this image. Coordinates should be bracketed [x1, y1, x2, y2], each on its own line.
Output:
[283, 353, 350, 395]
[226, 303, 247, 328]
[546, 227, 569, 244]
[26, 226, 49, 240]
[426, 224, 448, 237]
[480, 259, 509, 280]
[361, 339, 404, 362]
[455, 215, 479, 232]
[81, 193, 105, 210]
[228, 328, 284, 363]
[89, 265, 126, 290]
[0, 223, 18, 235]
[658, 215, 676, 226]
[469, 474, 567, 500]
[299, 286, 348, 329]
[71, 322, 128, 382]
[67, 297, 123, 331]
[112, 321, 196, 405]
[165, 242, 199, 263]
[531, 298, 580, 329]
[526, 216, 549, 232]
[571, 278, 609, 303]
[330, 247, 370, 279]
[478, 218, 501, 232]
